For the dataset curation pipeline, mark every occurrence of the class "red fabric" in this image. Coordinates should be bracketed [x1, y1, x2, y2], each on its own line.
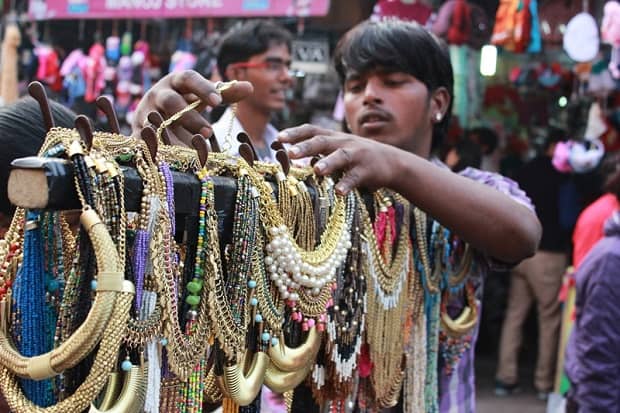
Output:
[36, 47, 62, 92]
[84, 43, 106, 103]
[374, 0, 432, 24]
[491, 0, 519, 47]
[512, 0, 532, 52]
[447, 0, 471, 45]
[572, 193, 619, 268]
[358, 343, 373, 378]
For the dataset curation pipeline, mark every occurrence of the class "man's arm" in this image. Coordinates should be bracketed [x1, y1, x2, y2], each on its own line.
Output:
[280, 125, 541, 263]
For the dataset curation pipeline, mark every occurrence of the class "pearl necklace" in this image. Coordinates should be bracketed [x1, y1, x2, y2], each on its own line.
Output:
[264, 221, 352, 303]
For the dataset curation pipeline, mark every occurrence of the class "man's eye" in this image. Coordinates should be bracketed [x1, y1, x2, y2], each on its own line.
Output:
[346, 83, 363, 93]
[385, 78, 405, 87]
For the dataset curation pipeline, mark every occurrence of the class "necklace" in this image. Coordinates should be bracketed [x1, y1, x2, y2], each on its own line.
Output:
[358, 190, 420, 409]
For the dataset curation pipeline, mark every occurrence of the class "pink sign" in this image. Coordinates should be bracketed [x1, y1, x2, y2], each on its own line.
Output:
[29, 0, 330, 19]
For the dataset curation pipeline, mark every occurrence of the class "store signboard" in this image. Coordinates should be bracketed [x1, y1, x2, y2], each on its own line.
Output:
[28, 0, 330, 19]
[291, 39, 329, 74]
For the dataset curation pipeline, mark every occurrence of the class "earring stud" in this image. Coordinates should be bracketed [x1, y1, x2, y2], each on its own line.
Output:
[435, 113, 442, 122]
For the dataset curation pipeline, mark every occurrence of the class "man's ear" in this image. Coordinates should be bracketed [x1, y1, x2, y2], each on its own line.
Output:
[430, 87, 451, 120]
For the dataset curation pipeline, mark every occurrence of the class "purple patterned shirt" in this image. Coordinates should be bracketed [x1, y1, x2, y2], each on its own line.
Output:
[436, 166, 534, 413]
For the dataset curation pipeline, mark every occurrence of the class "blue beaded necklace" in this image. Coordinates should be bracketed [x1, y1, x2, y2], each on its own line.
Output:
[16, 211, 55, 406]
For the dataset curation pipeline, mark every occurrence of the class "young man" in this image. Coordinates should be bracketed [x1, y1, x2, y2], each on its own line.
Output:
[212, 20, 293, 161]
[135, 19, 541, 413]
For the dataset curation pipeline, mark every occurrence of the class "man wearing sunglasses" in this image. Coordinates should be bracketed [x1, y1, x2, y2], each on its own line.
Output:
[212, 20, 294, 161]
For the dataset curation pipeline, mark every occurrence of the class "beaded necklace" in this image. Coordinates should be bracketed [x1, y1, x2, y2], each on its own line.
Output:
[0, 133, 135, 413]
[359, 191, 416, 409]
[311, 193, 366, 403]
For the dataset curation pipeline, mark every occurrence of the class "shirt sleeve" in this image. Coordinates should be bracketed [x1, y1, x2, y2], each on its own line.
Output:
[458, 167, 535, 270]
[458, 167, 535, 212]
[573, 256, 620, 412]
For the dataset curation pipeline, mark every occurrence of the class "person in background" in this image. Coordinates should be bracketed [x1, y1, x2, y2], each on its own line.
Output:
[211, 20, 294, 161]
[564, 163, 620, 413]
[467, 126, 499, 172]
[495, 129, 573, 400]
[444, 138, 482, 172]
[572, 153, 620, 269]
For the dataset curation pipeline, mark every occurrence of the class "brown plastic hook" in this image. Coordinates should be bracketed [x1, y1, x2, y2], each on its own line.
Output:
[237, 132, 258, 161]
[96, 96, 121, 134]
[74, 115, 94, 151]
[271, 141, 291, 174]
[208, 132, 221, 153]
[238, 143, 255, 167]
[27, 81, 55, 131]
[275, 149, 290, 176]
[270, 141, 285, 152]
[141, 126, 159, 163]
[147, 111, 171, 145]
[191, 134, 209, 169]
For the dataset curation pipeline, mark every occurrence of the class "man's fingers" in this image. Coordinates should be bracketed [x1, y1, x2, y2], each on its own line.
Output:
[313, 148, 353, 175]
[154, 89, 211, 135]
[278, 124, 325, 144]
[168, 125, 195, 148]
[287, 135, 339, 159]
[169, 70, 223, 106]
[169, 70, 253, 106]
[220, 81, 254, 104]
[335, 168, 365, 195]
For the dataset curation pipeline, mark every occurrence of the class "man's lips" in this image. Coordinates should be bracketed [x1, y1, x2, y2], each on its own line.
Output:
[358, 110, 391, 128]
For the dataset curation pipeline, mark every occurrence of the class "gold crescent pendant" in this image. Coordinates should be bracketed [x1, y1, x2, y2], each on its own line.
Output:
[0, 208, 126, 380]
[97, 372, 122, 410]
[222, 350, 270, 406]
[267, 326, 321, 372]
[440, 303, 478, 336]
[89, 364, 147, 413]
[264, 361, 313, 394]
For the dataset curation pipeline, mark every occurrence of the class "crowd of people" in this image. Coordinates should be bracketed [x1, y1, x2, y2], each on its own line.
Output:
[0, 16, 618, 413]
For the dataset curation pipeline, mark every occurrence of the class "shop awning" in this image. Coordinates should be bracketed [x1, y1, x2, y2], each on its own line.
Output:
[28, 0, 330, 20]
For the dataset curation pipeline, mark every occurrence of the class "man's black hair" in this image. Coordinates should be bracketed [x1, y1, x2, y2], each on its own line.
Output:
[333, 19, 454, 152]
[467, 127, 499, 155]
[0, 97, 75, 215]
[217, 20, 292, 82]
[452, 138, 482, 172]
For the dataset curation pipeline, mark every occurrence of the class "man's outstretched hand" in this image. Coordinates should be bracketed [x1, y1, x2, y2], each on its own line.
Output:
[133, 70, 253, 147]
[278, 124, 401, 195]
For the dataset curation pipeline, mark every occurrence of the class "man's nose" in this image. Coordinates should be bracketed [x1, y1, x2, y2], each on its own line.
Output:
[363, 79, 383, 105]
[278, 67, 294, 85]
